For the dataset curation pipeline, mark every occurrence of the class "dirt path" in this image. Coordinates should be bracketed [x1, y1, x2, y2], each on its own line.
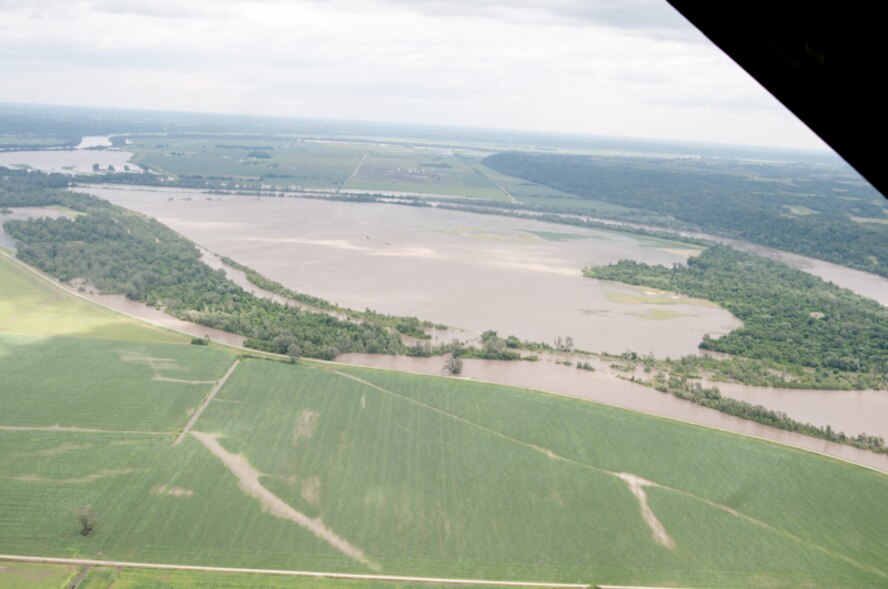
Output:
[173, 359, 239, 446]
[67, 564, 91, 589]
[190, 431, 379, 570]
[338, 154, 369, 193]
[0, 425, 168, 436]
[331, 370, 886, 579]
[0, 554, 589, 588]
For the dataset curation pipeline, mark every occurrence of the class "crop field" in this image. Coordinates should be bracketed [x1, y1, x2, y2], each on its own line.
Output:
[126, 137, 366, 188]
[344, 149, 509, 200]
[0, 252, 185, 344]
[123, 136, 519, 198]
[0, 334, 233, 431]
[1, 249, 887, 588]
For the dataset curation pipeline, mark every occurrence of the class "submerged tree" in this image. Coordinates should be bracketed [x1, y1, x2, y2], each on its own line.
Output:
[443, 354, 463, 376]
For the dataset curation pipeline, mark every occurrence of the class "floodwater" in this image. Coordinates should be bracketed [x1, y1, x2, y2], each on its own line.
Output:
[712, 381, 888, 440]
[76, 135, 113, 149]
[12, 189, 885, 465]
[84, 186, 741, 357]
[0, 141, 138, 175]
[81, 291, 245, 348]
[335, 353, 888, 473]
[0, 207, 64, 249]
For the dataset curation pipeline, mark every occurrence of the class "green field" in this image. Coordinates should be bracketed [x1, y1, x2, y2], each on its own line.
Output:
[0, 562, 499, 589]
[0, 249, 886, 588]
[345, 149, 509, 200]
[126, 137, 366, 189]
[123, 136, 517, 199]
[0, 334, 233, 431]
[0, 252, 185, 343]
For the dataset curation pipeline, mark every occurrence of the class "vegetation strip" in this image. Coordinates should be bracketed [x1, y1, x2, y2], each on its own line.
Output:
[0, 555, 590, 587]
[173, 359, 240, 446]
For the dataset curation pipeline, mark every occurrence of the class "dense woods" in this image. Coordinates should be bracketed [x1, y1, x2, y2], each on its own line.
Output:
[485, 152, 888, 277]
[587, 245, 888, 389]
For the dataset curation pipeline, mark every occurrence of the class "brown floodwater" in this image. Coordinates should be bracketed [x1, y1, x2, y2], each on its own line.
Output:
[334, 353, 888, 473]
[85, 186, 741, 357]
[54, 187, 888, 464]
[81, 292, 245, 348]
[0, 149, 138, 175]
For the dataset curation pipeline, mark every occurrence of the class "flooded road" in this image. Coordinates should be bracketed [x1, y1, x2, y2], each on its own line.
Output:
[85, 186, 741, 357]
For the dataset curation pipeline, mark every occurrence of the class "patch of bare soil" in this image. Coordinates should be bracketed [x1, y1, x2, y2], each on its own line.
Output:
[117, 350, 179, 372]
[616, 473, 675, 549]
[301, 476, 321, 507]
[291, 410, 319, 446]
[191, 431, 378, 570]
[151, 484, 194, 497]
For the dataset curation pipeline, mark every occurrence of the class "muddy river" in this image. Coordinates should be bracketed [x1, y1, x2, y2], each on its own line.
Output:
[84, 186, 742, 357]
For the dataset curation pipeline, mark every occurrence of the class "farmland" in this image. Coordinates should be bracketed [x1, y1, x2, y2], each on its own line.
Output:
[3, 349, 888, 587]
[122, 136, 513, 199]
[1, 175, 887, 588]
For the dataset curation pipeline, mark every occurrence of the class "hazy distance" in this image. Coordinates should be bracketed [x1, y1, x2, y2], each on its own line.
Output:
[0, 0, 828, 151]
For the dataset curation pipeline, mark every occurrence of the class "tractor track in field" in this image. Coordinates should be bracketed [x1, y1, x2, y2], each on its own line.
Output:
[0, 554, 590, 588]
[173, 359, 239, 446]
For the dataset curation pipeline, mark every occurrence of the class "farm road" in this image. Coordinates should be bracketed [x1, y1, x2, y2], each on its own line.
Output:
[0, 554, 590, 588]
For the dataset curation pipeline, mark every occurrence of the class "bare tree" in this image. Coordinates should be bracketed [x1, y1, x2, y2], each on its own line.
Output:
[76, 505, 96, 536]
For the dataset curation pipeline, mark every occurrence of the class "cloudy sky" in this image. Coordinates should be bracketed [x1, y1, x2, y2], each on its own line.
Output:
[0, 0, 827, 150]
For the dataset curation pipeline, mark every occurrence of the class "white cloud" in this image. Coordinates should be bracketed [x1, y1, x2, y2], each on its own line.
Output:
[0, 0, 826, 149]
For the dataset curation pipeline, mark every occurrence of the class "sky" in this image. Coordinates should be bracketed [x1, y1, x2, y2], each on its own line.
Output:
[0, 0, 828, 150]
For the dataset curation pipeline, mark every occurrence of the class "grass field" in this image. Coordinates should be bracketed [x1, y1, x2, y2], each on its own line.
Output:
[0, 334, 233, 431]
[0, 252, 185, 343]
[1, 247, 887, 588]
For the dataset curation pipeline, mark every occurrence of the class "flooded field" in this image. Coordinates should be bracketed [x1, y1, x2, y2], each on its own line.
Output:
[0, 134, 138, 175]
[85, 186, 741, 357]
